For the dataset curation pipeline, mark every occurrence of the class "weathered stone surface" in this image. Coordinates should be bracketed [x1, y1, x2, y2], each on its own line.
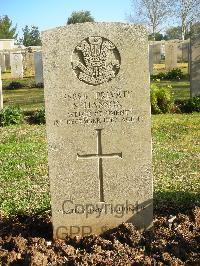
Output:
[165, 42, 177, 70]
[182, 41, 190, 62]
[0, 53, 6, 72]
[190, 24, 200, 97]
[23, 50, 35, 76]
[10, 53, 23, 78]
[34, 51, 43, 85]
[152, 43, 161, 64]
[149, 45, 154, 74]
[42, 23, 153, 239]
[5, 53, 10, 69]
[0, 39, 15, 50]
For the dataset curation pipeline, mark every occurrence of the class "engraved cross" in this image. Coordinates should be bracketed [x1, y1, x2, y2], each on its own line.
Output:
[77, 129, 122, 202]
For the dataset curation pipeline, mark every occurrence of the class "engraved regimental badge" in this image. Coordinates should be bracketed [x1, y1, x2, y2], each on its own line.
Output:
[72, 36, 121, 85]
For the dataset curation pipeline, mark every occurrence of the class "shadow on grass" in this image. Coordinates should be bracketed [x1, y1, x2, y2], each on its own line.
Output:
[154, 191, 200, 216]
[0, 211, 52, 240]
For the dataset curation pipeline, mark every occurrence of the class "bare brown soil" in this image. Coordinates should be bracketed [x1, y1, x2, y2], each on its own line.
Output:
[0, 207, 200, 265]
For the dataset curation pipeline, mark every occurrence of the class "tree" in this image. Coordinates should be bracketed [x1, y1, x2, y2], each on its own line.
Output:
[0, 15, 17, 39]
[165, 26, 182, 40]
[149, 32, 166, 40]
[21, 25, 41, 46]
[130, 0, 173, 40]
[174, 0, 200, 40]
[67, 10, 94, 24]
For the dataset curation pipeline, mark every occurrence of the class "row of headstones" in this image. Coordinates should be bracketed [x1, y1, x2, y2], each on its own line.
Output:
[0, 51, 43, 85]
[149, 40, 190, 73]
[149, 36, 200, 97]
[0, 34, 199, 105]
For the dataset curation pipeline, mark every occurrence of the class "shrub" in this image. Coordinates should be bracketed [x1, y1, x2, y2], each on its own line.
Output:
[35, 83, 44, 88]
[6, 81, 24, 90]
[0, 106, 24, 126]
[31, 108, 45, 124]
[165, 68, 184, 80]
[151, 68, 185, 81]
[175, 97, 200, 113]
[151, 84, 174, 114]
[154, 72, 166, 80]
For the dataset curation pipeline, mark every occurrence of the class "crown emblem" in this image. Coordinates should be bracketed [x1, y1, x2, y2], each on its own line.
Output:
[72, 36, 121, 85]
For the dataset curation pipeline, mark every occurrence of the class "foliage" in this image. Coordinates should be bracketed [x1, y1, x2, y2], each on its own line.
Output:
[20, 25, 41, 47]
[151, 68, 185, 80]
[0, 125, 49, 215]
[6, 81, 24, 90]
[148, 32, 166, 41]
[153, 113, 200, 210]
[0, 106, 24, 126]
[130, 0, 173, 39]
[34, 82, 44, 88]
[175, 97, 200, 113]
[164, 26, 190, 40]
[31, 108, 46, 124]
[0, 15, 17, 39]
[151, 83, 174, 114]
[165, 26, 182, 40]
[173, 0, 200, 40]
[165, 68, 184, 80]
[67, 10, 94, 24]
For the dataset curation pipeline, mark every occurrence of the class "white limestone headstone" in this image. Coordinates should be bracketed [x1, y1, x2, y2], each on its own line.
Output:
[42, 23, 153, 239]
[10, 53, 24, 78]
[165, 42, 177, 70]
[0, 53, 6, 72]
[152, 43, 161, 64]
[5, 53, 11, 69]
[34, 51, 43, 85]
[190, 24, 200, 97]
[149, 45, 154, 74]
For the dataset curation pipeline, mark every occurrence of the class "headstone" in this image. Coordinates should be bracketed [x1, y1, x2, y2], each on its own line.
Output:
[149, 45, 154, 74]
[0, 39, 15, 50]
[34, 51, 43, 85]
[165, 42, 177, 70]
[42, 23, 153, 239]
[5, 53, 10, 69]
[152, 43, 161, 64]
[177, 42, 182, 62]
[0, 53, 6, 72]
[182, 41, 189, 62]
[190, 24, 200, 97]
[0, 66, 3, 110]
[160, 43, 165, 60]
[23, 50, 35, 76]
[10, 53, 23, 78]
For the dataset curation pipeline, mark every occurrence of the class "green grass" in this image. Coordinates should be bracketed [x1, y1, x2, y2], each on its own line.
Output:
[0, 75, 198, 216]
[0, 125, 49, 216]
[151, 63, 190, 100]
[152, 80, 190, 100]
[152, 113, 200, 211]
[1, 77, 190, 113]
[0, 114, 199, 216]
[3, 88, 44, 111]
[153, 63, 189, 75]
[2, 77, 44, 111]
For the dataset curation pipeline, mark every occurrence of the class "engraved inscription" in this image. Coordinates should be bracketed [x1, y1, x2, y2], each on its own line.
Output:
[53, 89, 145, 126]
[72, 36, 121, 85]
[77, 129, 122, 202]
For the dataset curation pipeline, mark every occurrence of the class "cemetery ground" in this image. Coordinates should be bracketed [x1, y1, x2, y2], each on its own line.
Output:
[0, 71, 200, 264]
